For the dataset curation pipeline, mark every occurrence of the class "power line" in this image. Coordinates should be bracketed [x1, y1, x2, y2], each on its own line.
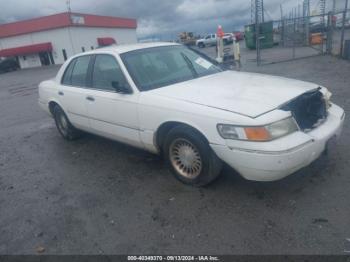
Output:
[263, 6, 273, 21]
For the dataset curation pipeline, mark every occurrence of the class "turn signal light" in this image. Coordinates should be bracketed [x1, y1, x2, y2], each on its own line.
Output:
[244, 127, 271, 141]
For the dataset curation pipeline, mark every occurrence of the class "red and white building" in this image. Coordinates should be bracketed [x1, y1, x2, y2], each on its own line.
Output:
[0, 12, 137, 68]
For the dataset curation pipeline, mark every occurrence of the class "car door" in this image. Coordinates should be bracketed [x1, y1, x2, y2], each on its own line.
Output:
[85, 54, 142, 148]
[204, 35, 211, 45]
[58, 55, 92, 130]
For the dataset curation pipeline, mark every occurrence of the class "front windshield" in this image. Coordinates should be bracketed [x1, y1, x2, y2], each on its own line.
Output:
[120, 45, 222, 91]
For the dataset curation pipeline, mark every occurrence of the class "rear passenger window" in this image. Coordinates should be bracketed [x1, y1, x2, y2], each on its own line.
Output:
[92, 55, 129, 91]
[71, 56, 91, 87]
[61, 60, 75, 85]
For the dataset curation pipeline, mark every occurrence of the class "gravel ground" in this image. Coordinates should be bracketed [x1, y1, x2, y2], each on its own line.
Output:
[0, 53, 349, 255]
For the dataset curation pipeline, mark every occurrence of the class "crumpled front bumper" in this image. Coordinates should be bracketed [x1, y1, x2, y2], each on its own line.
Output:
[210, 103, 345, 182]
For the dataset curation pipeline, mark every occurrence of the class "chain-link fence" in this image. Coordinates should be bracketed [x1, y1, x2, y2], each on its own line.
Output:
[254, 5, 349, 65]
[329, 9, 350, 56]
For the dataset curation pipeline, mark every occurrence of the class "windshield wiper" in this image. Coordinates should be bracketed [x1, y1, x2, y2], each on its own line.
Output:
[180, 52, 198, 78]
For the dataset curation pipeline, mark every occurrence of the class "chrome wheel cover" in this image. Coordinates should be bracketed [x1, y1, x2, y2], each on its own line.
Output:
[57, 113, 68, 135]
[169, 138, 202, 179]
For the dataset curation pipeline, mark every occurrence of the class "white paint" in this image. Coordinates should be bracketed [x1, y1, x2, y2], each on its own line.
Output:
[38, 43, 345, 182]
[0, 26, 137, 68]
[149, 70, 320, 118]
[18, 53, 41, 68]
[195, 57, 213, 69]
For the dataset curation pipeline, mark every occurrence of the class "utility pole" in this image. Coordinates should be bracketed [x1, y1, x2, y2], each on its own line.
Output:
[66, 0, 72, 13]
[251, 0, 264, 65]
[280, 4, 283, 20]
[66, 0, 76, 54]
[251, 0, 264, 24]
[255, 0, 261, 65]
[298, 3, 301, 30]
[251, 0, 255, 24]
[340, 0, 349, 57]
[280, 4, 284, 47]
[320, 0, 326, 25]
[303, 0, 310, 45]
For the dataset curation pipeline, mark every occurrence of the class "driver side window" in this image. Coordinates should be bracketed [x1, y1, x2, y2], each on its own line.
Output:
[92, 55, 130, 92]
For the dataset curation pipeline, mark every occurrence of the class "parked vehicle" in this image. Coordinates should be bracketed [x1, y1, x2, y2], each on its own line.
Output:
[196, 34, 217, 48]
[310, 23, 326, 34]
[223, 33, 236, 45]
[38, 43, 345, 186]
[233, 31, 244, 41]
[0, 58, 19, 73]
[196, 33, 234, 48]
[178, 32, 197, 46]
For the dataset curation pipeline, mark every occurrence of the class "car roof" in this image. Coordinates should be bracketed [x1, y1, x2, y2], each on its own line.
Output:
[83, 42, 181, 55]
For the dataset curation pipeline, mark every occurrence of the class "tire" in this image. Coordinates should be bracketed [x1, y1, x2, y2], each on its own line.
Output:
[198, 42, 205, 48]
[163, 125, 223, 187]
[53, 105, 82, 141]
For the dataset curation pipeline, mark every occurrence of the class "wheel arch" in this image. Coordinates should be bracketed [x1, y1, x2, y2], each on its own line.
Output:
[48, 99, 64, 116]
[154, 121, 210, 153]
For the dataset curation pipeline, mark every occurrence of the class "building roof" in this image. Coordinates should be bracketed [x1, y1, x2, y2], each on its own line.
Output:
[0, 12, 137, 38]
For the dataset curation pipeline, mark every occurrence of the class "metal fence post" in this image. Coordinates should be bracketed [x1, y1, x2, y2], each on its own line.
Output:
[281, 19, 285, 47]
[293, 16, 296, 59]
[326, 11, 333, 54]
[303, 0, 310, 46]
[340, 0, 349, 57]
[255, 0, 261, 66]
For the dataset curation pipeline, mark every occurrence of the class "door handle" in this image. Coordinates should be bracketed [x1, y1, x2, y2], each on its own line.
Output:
[86, 96, 95, 102]
[58, 91, 64, 96]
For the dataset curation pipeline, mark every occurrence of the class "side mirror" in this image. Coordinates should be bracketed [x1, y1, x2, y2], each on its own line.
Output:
[112, 81, 132, 94]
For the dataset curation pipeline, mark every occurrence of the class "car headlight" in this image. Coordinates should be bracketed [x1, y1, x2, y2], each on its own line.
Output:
[217, 117, 299, 141]
[323, 89, 332, 110]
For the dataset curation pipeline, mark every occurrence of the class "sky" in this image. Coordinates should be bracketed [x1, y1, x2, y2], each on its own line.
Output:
[0, 0, 347, 40]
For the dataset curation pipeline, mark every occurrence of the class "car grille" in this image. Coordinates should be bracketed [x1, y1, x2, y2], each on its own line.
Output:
[280, 89, 327, 131]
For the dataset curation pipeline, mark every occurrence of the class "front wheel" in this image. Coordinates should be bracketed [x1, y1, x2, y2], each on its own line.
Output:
[163, 125, 223, 186]
[53, 105, 82, 141]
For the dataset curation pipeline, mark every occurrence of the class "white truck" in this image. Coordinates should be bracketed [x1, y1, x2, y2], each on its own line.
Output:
[196, 33, 235, 48]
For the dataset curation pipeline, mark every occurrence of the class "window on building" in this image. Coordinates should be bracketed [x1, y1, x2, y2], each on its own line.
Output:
[92, 54, 129, 91]
[81, 47, 85, 52]
[91, 46, 94, 50]
[62, 49, 67, 61]
[70, 55, 91, 87]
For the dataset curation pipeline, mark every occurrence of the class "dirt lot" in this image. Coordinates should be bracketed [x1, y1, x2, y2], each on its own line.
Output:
[0, 54, 349, 255]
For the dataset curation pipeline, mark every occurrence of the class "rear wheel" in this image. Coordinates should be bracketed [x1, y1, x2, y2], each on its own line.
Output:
[163, 125, 223, 186]
[53, 105, 82, 141]
[198, 42, 205, 48]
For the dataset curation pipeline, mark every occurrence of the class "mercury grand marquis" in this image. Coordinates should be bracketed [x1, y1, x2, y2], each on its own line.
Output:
[38, 42, 345, 186]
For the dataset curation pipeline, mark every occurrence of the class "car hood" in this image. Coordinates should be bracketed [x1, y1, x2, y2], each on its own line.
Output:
[149, 71, 320, 118]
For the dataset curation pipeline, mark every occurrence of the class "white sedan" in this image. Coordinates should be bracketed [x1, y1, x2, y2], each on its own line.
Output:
[38, 42, 345, 186]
